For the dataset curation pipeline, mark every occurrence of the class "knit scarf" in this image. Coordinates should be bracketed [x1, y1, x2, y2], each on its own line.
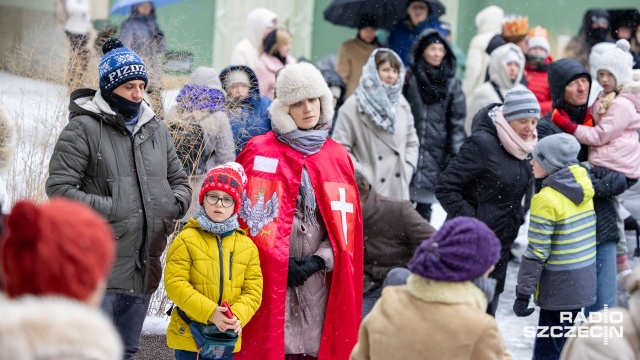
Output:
[273, 126, 329, 228]
[355, 49, 406, 133]
[193, 208, 239, 237]
[413, 58, 450, 104]
[494, 107, 538, 160]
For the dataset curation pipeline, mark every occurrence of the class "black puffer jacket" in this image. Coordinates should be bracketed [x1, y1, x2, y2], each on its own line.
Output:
[404, 29, 466, 193]
[436, 104, 532, 247]
[536, 58, 633, 244]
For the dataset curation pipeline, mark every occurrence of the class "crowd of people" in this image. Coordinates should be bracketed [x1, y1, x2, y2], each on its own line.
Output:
[2, 0, 640, 359]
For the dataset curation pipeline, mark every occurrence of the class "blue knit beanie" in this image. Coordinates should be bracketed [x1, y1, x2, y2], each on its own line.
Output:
[98, 38, 148, 92]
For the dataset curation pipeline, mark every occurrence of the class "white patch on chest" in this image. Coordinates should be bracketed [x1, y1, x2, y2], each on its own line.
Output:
[253, 156, 279, 173]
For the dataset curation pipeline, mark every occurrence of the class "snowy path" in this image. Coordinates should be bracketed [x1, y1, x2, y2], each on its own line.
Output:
[0, 71, 536, 359]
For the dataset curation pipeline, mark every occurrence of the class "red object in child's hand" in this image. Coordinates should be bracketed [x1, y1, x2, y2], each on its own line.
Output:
[221, 301, 234, 319]
[551, 109, 578, 134]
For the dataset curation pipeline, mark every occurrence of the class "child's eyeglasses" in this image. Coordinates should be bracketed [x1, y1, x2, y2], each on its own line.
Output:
[205, 195, 235, 208]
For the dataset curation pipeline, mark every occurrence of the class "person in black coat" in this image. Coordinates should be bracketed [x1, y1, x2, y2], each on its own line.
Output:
[537, 58, 635, 314]
[320, 68, 347, 136]
[404, 29, 466, 221]
[436, 88, 541, 316]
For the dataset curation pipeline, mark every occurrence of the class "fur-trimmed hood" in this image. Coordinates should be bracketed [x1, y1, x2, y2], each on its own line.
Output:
[620, 69, 640, 113]
[0, 104, 17, 173]
[268, 62, 334, 134]
[406, 274, 488, 311]
[0, 295, 123, 360]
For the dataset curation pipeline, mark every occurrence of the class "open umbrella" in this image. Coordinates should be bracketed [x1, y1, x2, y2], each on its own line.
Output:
[323, 0, 445, 30]
[110, 0, 184, 16]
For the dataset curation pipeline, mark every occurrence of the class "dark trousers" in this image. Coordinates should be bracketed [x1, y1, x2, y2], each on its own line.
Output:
[101, 292, 151, 360]
[175, 350, 234, 360]
[415, 202, 432, 222]
[486, 248, 511, 316]
[533, 308, 580, 360]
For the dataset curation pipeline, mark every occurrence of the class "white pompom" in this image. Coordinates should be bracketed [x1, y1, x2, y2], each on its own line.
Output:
[616, 39, 631, 53]
[632, 70, 640, 82]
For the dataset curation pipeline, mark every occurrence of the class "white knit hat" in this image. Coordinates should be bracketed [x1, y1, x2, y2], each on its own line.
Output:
[527, 36, 550, 53]
[598, 39, 635, 86]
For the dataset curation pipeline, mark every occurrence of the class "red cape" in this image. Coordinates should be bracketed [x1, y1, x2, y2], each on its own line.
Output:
[235, 132, 363, 360]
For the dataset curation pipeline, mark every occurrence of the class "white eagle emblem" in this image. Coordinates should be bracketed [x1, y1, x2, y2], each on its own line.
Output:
[238, 188, 280, 237]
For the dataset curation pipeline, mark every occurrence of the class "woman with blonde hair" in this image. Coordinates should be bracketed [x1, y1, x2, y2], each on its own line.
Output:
[254, 28, 296, 100]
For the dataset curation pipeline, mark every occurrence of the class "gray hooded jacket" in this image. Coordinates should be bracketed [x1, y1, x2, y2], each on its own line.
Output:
[46, 88, 191, 296]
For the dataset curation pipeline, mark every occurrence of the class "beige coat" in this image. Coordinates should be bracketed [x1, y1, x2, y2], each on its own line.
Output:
[461, 5, 505, 98]
[350, 274, 511, 360]
[560, 266, 640, 359]
[285, 196, 335, 357]
[336, 38, 380, 97]
[332, 95, 419, 201]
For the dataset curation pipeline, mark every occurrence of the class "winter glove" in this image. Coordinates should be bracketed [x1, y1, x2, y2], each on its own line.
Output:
[294, 256, 326, 278]
[551, 109, 578, 134]
[624, 216, 640, 232]
[513, 291, 535, 317]
[287, 258, 308, 288]
[589, 165, 609, 179]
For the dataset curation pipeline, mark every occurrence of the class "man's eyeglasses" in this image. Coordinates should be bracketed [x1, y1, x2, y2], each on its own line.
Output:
[205, 194, 235, 208]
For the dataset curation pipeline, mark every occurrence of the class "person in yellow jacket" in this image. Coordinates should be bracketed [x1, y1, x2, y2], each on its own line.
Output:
[165, 162, 263, 360]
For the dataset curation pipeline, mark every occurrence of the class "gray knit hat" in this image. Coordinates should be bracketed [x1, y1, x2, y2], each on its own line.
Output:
[503, 87, 541, 121]
[532, 133, 580, 175]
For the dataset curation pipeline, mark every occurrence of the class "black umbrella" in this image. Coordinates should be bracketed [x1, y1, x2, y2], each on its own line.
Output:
[323, 0, 446, 30]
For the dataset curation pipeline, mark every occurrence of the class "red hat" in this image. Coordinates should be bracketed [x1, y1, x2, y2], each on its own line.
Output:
[199, 162, 248, 213]
[1, 198, 115, 301]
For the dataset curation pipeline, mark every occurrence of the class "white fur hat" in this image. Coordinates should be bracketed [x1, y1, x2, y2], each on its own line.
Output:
[269, 62, 334, 134]
[598, 39, 635, 87]
[527, 36, 550, 53]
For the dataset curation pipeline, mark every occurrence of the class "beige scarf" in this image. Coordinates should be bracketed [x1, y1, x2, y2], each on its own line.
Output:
[494, 107, 537, 160]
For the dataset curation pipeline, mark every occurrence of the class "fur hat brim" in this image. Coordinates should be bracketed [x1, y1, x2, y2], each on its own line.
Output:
[269, 63, 334, 134]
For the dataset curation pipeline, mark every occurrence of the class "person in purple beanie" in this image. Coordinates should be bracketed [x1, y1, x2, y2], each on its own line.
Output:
[350, 217, 511, 360]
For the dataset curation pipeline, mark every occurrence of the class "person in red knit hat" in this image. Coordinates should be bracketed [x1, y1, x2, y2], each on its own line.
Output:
[0, 198, 123, 359]
[164, 162, 263, 360]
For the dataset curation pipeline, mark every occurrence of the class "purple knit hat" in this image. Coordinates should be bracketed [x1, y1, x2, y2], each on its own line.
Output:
[408, 217, 501, 282]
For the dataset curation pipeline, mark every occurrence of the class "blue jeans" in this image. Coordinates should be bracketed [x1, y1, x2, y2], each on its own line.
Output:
[101, 292, 151, 360]
[587, 241, 617, 314]
[533, 308, 580, 360]
[175, 350, 234, 360]
[362, 267, 411, 318]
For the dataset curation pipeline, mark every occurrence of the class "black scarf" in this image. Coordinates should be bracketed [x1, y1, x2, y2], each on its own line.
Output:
[558, 101, 588, 125]
[102, 90, 142, 120]
[525, 55, 549, 72]
[413, 58, 449, 104]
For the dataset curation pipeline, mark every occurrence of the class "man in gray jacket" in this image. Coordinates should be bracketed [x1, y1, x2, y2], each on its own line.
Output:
[46, 38, 191, 360]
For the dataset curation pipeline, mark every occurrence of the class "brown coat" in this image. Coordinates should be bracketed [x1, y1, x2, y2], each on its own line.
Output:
[560, 266, 640, 360]
[336, 37, 380, 97]
[351, 275, 512, 360]
[285, 195, 335, 357]
[362, 190, 436, 294]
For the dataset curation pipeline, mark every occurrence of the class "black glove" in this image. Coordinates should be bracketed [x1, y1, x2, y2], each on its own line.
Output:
[624, 215, 640, 232]
[513, 291, 535, 317]
[287, 258, 308, 288]
[589, 166, 609, 179]
[294, 256, 326, 278]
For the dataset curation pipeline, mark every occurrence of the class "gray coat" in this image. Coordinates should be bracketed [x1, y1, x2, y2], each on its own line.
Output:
[46, 89, 191, 296]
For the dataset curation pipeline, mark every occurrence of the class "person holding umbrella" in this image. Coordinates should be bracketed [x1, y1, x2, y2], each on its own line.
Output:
[119, 1, 166, 118]
[388, 0, 446, 66]
[336, 14, 381, 98]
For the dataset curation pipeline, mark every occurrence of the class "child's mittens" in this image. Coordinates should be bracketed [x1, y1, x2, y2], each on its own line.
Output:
[552, 109, 578, 134]
[513, 290, 535, 317]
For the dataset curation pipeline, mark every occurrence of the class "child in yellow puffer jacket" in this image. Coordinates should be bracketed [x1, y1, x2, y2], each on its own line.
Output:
[164, 162, 263, 359]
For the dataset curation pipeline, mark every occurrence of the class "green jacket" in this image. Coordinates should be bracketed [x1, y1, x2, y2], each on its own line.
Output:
[46, 88, 191, 296]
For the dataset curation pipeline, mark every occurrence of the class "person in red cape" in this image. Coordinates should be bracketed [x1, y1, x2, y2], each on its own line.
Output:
[235, 62, 364, 360]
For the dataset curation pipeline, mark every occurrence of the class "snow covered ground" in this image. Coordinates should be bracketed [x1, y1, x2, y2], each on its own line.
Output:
[0, 71, 536, 359]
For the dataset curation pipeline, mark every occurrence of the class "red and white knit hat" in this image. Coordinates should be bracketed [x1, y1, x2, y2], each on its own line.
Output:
[199, 162, 248, 213]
